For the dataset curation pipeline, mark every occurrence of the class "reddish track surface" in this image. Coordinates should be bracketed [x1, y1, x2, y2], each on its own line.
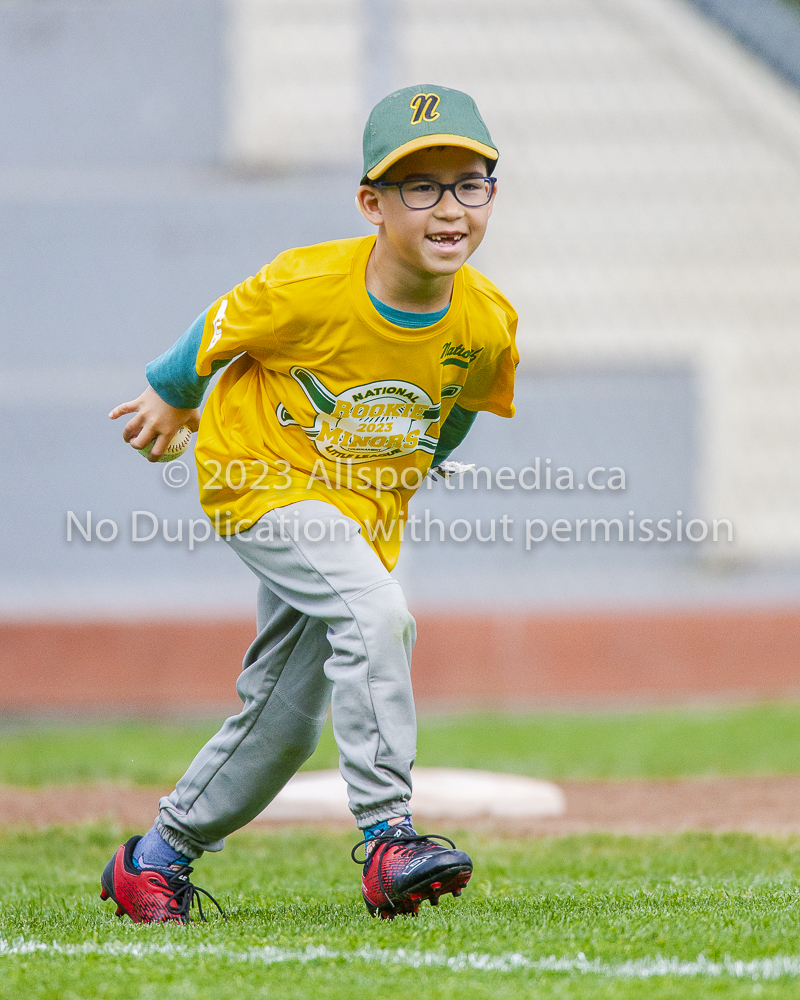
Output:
[4, 776, 800, 834]
[3, 607, 800, 710]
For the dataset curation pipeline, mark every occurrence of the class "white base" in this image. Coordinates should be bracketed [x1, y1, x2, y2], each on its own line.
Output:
[254, 768, 565, 822]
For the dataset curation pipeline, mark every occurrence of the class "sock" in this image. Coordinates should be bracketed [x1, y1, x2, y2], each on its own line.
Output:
[363, 816, 416, 842]
[132, 825, 192, 870]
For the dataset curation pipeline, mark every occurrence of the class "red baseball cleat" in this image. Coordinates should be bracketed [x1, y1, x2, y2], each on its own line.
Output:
[352, 826, 472, 919]
[100, 836, 224, 923]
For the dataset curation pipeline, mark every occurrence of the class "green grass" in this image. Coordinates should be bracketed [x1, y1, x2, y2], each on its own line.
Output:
[4, 706, 800, 996]
[3, 702, 800, 786]
[2, 826, 800, 998]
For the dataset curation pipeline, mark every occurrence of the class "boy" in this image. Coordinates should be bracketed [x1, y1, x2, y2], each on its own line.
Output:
[103, 85, 518, 923]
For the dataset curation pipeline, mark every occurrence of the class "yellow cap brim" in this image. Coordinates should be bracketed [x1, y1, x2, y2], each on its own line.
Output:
[366, 134, 498, 180]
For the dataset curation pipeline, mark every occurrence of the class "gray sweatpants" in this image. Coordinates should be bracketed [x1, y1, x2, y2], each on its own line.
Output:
[157, 500, 417, 857]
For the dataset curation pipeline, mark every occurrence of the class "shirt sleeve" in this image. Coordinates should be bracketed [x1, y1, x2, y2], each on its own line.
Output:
[145, 310, 233, 409]
[456, 341, 518, 417]
[455, 298, 519, 417]
[196, 268, 274, 375]
[432, 404, 478, 464]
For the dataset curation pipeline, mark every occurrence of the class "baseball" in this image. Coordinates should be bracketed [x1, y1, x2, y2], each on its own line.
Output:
[138, 425, 193, 463]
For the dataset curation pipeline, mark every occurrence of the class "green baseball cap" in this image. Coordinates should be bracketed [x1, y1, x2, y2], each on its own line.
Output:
[362, 84, 498, 181]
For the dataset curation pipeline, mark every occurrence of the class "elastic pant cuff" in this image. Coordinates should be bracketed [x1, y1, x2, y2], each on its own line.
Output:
[155, 821, 204, 861]
[355, 803, 411, 830]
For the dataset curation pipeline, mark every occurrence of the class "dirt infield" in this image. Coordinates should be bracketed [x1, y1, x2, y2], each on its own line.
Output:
[4, 776, 800, 835]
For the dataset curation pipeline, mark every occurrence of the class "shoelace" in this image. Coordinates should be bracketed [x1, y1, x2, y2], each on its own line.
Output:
[351, 831, 457, 910]
[159, 867, 226, 922]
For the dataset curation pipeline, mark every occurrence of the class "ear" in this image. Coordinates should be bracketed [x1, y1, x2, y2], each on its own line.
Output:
[356, 184, 384, 226]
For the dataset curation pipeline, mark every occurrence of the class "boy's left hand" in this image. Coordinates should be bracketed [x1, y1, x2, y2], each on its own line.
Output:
[109, 385, 200, 462]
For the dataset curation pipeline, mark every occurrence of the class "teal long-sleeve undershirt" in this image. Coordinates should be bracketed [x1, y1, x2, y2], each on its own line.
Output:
[145, 309, 221, 409]
[145, 302, 478, 462]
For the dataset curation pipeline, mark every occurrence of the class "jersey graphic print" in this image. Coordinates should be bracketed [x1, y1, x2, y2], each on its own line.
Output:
[207, 299, 228, 352]
[277, 367, 463, 463]
[441, 342, 483, 369]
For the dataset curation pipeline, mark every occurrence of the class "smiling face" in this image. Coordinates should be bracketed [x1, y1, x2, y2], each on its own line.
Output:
[357, 145, 497, 293]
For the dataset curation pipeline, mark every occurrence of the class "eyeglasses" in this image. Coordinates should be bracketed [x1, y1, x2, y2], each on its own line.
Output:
[371, 177, 497, 210]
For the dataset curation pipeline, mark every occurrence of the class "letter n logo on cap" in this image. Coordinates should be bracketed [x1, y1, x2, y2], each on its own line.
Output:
[409, 93, 440, 124]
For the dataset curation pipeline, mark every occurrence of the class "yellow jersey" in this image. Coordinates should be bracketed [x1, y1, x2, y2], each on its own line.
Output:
[194, 235, 518, 569]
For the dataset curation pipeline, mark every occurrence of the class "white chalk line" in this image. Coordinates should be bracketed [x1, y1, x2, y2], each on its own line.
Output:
[2, 938, 800, 980]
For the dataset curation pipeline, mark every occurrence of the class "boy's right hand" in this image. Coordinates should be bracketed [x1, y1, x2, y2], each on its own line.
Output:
[109, 385, 201, 462]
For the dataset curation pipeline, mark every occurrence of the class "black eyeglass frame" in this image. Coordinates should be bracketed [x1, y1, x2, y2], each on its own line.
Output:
[370, 176, 497, 210]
